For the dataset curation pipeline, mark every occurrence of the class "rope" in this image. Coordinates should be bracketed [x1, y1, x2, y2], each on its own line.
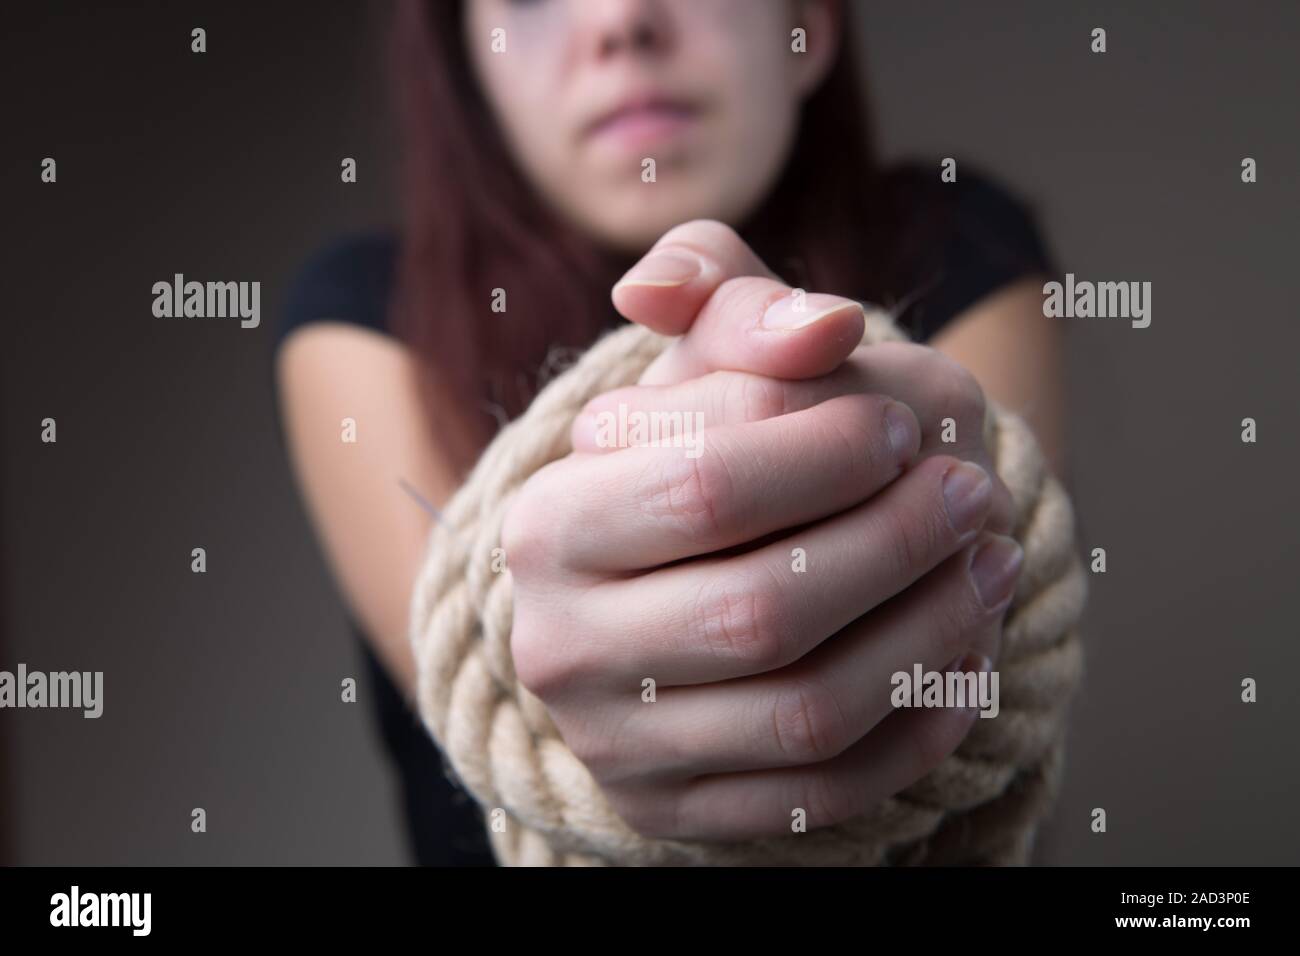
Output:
[410, 309, 1086, 866]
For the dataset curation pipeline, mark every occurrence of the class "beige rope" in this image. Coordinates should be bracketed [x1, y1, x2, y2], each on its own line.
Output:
[410, 309, 1086, 866]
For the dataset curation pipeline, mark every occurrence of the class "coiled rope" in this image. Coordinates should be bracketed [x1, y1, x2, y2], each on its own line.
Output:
[411, 309, 1086, 865]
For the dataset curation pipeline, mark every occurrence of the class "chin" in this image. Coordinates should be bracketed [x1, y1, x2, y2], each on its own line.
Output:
[586, 188, 747, 254]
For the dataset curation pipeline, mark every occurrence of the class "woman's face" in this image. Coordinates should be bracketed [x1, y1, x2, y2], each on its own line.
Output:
[465, 0, 839, 254]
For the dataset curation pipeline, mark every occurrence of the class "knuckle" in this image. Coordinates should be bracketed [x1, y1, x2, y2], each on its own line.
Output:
[572, 705, 649, 786]
[604, 785, 680, 840]
[820, 395, 888, 477]
[509, 609, 601, 704]
[500, 470, 564, 572]
[504, 459, 599, 573]
[641, 453, 729, 540]
[509, 620, 568, 701]
[693, 574, 785, 671]
[498, 495, 539, 572]
[567, 705, 651, 789]
[509, 620, 551, 697]
[567, 727, 622, 783]
[874, 489, 941, 578]
[881, 506, 922, 579]
[771, 676, 851, 765]
[711, 275, 767, 313]
[729, 372, 788, 423]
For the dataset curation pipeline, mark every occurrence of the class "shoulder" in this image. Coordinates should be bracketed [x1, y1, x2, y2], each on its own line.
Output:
[274, 230, 420, 450]
[278, 230, 400, 348]
[879, 161, 1054, 341]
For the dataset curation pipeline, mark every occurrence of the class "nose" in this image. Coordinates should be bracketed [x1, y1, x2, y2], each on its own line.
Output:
[579, 0, 673, 59]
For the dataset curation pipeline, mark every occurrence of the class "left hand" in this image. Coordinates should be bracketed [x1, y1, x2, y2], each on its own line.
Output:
[573, 219, 1016, 535]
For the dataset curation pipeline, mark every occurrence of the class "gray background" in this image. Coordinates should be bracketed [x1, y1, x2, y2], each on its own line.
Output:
[3, 0, 1296, 865]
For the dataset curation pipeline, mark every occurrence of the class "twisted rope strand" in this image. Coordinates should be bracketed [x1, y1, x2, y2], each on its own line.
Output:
[410, 314, 1086, 866]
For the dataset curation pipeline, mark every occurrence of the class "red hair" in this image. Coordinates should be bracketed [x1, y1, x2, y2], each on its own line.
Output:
[389, 0, 919, 474]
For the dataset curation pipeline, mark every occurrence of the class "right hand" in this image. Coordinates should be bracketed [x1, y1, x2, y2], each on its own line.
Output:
[502, 363, 1021, 843]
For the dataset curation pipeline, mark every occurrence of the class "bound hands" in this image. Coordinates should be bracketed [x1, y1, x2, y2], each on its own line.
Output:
[501, 220, 1023, 841]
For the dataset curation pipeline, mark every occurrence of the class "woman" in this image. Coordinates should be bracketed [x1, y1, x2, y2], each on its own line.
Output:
[275, 0, 1065, 865]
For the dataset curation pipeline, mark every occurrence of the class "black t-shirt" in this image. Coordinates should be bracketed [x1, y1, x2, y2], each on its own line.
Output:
[273, 163, 1055, 867]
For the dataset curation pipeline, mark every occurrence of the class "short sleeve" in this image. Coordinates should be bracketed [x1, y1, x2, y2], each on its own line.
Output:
[887, 164, 1055, 343]
[277, 231, 399, 347]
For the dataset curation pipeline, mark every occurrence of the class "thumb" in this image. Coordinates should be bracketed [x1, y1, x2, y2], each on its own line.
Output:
[611, 219, 776, 336]
[637, 279, 865, 386]
[612, 220, 863, 386]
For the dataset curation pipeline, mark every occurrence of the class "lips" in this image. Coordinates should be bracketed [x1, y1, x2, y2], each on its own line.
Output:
[583, 93, 700, 147]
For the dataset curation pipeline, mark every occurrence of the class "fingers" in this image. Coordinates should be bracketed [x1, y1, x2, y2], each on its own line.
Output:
[529, 455, 995, 689]
[832, 342, 1014, 531]
[574, 343, 1016, 533]
[611, 219, 777, 336]
[638, 278, 866, 386]
[652, 685, 985, 841]
[604, 531, 1021, 779]
[504, 394, 921, 576]
[570, 367, 854, 453]
[613, 220, 864, 385]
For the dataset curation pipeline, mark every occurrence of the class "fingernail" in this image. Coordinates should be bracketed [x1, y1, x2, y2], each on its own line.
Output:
[969, 536, 1024, 609]
[883, 402, 917, 461]
[615, 250, 702, 289]
[760, 293, 863, 331]
[941, 462, 992, 535]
